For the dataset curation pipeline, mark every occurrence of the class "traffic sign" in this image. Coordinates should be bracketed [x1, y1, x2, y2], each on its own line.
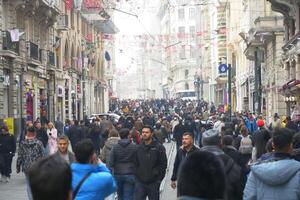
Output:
[219, 64, 228, 74]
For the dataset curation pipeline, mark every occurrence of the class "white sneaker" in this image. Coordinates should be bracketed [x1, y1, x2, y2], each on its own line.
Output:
[5, 176, 9, 183]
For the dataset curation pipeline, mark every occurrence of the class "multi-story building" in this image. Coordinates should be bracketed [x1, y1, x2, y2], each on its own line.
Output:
[0, 0, 118, 135]
[159, 0, 200, 99]
[243, 0, 285, 119]
[267, 0, 300, 117]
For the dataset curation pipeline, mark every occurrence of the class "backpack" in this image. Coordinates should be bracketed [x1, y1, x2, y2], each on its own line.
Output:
[239, 135, 253, 154]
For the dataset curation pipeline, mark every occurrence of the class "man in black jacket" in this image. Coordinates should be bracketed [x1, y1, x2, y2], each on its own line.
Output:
[68, 120, 84, 151]
[135, 125, 167, 200]
[201, 129, 243, 200]
[171, 132, 199, 189]
[109, 128, 137, 200]
[0, 125, 16, 182]
[34, 122, 48, 150]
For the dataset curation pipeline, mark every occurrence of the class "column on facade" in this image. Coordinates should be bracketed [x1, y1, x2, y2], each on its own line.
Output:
[296, 55, 300, 80]
[285, 62, 290, 80]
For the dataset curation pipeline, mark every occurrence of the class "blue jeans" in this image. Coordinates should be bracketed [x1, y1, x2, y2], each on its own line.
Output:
[114, 175, 135, 200]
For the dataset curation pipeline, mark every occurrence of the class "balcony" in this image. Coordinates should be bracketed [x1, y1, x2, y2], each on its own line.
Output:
[0, 31, 19, 58]
[57, 15, 69, 31]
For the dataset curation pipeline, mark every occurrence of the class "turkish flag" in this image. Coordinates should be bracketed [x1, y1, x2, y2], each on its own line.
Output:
[66, 0, 73, 10]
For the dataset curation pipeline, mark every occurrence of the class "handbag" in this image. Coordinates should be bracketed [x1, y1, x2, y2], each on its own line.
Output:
[73, 171, 92, 199]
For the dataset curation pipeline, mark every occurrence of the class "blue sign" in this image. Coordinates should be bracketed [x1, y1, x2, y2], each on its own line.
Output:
[218, 64, 228, 74]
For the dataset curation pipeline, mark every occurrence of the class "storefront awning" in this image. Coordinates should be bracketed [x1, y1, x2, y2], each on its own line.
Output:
[94, 20, 119, 34]
[280, 79, 300, 95]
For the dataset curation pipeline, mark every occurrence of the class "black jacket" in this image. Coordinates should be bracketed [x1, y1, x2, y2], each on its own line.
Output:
[136, 140, 167, 183]
[69, 125, 84, 149]
[171, 145, 199, 181]
[87, 123, 101, 151]
[36, 127, 48, 148]
[109, 139, 138, 175]
[223, 145, 243, 168]
[201, 146, 243, 200]
[0, 133, 16, 154]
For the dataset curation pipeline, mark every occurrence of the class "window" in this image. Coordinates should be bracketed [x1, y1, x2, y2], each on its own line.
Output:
[178, 9, 185, 20]
[189, 8, 195, 19]
[178, 26, 185, 34]
[179, 45, 186, 59]
[178, 26, 185, 39]
[189, 26, 195, 40]
[190, 46, 196, 58]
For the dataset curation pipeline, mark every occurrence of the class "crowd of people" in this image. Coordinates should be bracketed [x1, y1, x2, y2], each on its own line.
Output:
[0, 98, 300, 200]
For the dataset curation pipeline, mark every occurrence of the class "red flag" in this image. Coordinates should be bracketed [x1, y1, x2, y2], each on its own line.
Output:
[86, 32, 93, 42]
[65, 0, 73, 10]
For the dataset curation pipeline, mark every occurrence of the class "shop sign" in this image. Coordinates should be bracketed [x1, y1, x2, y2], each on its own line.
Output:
[4, 118, 14, 135]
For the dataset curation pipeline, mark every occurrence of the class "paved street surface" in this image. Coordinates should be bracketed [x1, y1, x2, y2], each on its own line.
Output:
[161, 141, 177, 200]
[0, 142, 177, 200]
[0, 157, 26, 200]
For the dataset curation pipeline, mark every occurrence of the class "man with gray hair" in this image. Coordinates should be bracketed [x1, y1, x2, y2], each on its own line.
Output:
[201, 129, 243, 200]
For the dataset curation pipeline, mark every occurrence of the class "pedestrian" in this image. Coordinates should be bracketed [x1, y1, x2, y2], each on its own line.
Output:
[286, 116, 299, 133]
[222, 135, 243, 168]
[201, 129, 243, 200]
[109, 128, 138, 200]
[55, 135, 76, 164]
[55, 116, 64, 136]
[34, 121, 48, 151]
[68, 120, 84, 152]
[177, 151, 226, 200]
[64, 119, 71, 138]
[238, 126, 253, 168]
[71, 139, 116, 200]
[174, 119, 185, 151]
[171, 132, 199, 190]
[28, 155, 72, 200]
[153, 122, 165, 144]
[87, 119, 102, 156]
[47, 122, 58, 155]
[100, 129, 120, 163]
[129, 127, 141, 144]
[16, 126, 45, 200]
[244, 128, 300, 200]
[135, 125, 167, 200]
[0, 125, 16, 182]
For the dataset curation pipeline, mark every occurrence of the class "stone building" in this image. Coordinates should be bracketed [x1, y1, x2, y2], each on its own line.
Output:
[267, 0, 300, 117]
[0, 0, 117, 135]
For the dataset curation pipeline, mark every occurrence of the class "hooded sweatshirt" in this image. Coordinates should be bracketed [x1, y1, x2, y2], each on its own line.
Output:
[244, 159, 300, 200]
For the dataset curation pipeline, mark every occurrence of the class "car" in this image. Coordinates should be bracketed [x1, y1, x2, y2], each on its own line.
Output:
[89, 113, 120, 123]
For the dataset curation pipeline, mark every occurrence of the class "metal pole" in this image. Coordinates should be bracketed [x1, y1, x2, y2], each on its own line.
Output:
[228, 64, 232, 120]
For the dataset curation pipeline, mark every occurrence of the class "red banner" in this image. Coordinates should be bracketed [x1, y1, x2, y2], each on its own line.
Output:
[65, 0, 73, 10]
[84, 0, 101, 9]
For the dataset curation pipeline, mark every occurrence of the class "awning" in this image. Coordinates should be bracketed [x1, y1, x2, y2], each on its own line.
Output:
[94, 20, 119, 34]
[280, 79, 300, 95]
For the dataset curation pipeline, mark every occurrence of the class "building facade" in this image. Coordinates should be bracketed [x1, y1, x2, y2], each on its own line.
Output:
[0, 0, 117, 135]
